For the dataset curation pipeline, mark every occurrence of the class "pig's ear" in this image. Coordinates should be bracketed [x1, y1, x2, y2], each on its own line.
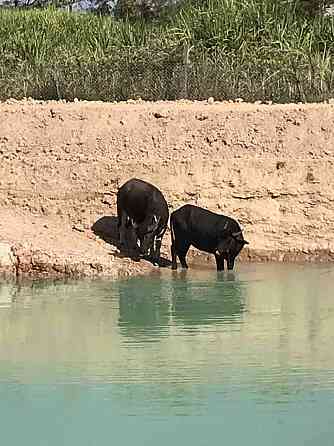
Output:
[232, 231, 243, 241]
[232, 231, 248, 244]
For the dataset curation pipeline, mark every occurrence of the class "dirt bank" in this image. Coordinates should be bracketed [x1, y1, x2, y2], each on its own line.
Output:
[1, 98, 334, 278]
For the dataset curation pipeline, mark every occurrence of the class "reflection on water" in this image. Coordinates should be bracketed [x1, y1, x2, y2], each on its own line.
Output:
[0, 264, 334, 445]
[116, 271, 244, 341]
[169, 270, 244, 328]
[117, 277, 170, 341]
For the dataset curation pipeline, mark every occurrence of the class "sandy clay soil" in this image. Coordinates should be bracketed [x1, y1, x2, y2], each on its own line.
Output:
[0, 98, 334, 278]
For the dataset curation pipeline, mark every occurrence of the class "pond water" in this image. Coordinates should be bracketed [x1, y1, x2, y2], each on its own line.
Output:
[0, 264, 334, 445]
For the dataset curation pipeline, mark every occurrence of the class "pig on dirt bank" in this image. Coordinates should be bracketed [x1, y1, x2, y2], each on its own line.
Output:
[170, 204, 248, 271]
[117, 178, 169, 266]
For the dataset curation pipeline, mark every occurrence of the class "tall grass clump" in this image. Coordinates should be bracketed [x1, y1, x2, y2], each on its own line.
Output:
[0, 0, 334, 102]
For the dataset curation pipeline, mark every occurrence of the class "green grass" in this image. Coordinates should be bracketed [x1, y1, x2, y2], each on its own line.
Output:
[1, 1, 334, 102]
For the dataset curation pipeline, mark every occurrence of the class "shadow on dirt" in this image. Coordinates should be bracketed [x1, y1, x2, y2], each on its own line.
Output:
[91, 216, 171, 267]
[92, 216, 120, 249]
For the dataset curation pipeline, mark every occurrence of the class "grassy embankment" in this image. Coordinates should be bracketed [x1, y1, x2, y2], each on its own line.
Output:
[0, 0, 334, 102]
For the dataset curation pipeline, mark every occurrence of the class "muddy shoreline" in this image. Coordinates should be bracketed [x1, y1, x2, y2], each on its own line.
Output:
[1, 99, 334, 279]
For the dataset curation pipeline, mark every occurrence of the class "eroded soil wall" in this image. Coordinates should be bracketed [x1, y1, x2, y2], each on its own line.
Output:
[1, 99, 334, 277]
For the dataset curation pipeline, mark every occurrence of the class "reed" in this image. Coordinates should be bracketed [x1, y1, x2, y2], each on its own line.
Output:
[0, 1, 334, 102]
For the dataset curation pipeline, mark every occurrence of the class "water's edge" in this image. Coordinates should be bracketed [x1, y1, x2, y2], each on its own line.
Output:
[1, 240, 334, 280]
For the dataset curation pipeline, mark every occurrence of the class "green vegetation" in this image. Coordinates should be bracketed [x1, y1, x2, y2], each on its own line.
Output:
[1, 0, 334, 102]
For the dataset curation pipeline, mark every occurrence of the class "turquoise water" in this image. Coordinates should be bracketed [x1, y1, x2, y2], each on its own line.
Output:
[0, 264, 334, 445]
